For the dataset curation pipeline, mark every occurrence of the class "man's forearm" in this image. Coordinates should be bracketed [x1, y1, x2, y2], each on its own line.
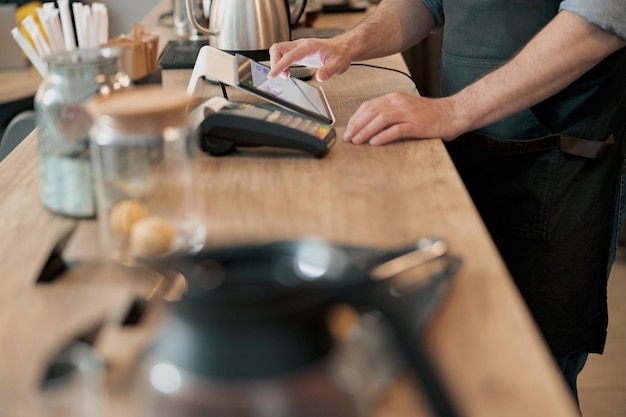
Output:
[336, 0, 436, 62]
[449, 10, 626, 135]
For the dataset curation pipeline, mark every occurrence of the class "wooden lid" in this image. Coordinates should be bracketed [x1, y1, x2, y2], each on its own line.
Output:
[87, 85, 192, 134]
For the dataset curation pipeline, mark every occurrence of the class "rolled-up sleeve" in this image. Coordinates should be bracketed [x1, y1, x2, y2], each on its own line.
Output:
[559, 0, 626, 40]
[421, 0, 444, 31]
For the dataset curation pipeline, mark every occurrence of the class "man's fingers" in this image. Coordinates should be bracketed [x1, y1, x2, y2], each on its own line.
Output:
[344, 106, 385, 144]
[268, 42, 300, 78]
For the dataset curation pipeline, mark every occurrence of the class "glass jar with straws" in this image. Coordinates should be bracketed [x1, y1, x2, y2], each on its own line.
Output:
[35, 47, 131, 218]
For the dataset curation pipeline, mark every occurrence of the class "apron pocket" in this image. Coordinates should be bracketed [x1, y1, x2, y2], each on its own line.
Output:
[446, 137, 560, 240]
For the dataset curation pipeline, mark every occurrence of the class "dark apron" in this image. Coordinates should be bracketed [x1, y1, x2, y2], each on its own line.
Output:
[438, 0, 626, 354]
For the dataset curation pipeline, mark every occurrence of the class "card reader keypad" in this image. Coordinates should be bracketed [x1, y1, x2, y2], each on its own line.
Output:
[266, 110, 332, 139]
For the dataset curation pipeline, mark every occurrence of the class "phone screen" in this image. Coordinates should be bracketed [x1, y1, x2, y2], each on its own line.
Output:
[235, 54, 334, 124]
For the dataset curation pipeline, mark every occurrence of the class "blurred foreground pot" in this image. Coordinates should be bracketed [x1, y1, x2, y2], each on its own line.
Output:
[136, 238, 463, 417]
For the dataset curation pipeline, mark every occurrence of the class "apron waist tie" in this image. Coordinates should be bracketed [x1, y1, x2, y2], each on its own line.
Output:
[456, 131, 615, 159]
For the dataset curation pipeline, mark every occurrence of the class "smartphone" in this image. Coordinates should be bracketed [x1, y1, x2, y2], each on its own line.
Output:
[234, 54, 335, 125]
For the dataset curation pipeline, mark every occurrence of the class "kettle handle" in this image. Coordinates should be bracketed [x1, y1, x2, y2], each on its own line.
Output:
[185, 0, 217, 36]
[286, 0, 308, 28]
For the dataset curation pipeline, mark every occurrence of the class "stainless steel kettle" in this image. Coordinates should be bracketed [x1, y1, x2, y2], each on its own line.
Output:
[184, 0, 308, 59]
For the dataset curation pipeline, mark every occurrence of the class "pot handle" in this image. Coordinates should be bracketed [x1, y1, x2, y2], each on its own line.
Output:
[337, 251, 464, 417]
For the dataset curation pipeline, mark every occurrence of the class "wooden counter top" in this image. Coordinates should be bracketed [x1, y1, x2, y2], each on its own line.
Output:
[0, 1, 580, 416]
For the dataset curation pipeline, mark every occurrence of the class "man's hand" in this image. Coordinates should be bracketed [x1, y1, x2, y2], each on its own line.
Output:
[268, 0, 435, 82]
[346, 10, 626, 147]
[268, 37, 353, 82]
[343, 93, 464, 145]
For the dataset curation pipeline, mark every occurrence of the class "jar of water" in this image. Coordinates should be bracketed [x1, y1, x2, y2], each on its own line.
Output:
[35, 47, 131, 218]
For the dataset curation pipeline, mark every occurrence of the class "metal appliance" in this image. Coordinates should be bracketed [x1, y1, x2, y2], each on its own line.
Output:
[184, 0, 307, 60]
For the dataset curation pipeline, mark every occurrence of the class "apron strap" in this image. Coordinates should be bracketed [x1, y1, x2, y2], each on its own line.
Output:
[456, 131, 615, 159]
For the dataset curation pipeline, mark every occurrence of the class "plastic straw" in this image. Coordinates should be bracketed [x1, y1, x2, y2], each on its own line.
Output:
[57, 0, 76, 50]
[22, 15, 50, 56]
[11, 27, 47, 76]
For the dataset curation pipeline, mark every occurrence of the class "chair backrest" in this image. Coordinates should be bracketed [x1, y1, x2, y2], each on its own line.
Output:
[0, 110, 36, 162]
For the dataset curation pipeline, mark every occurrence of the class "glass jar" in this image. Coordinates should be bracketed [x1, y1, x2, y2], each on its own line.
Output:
[87, 86, 206, 266]
[35, 47, 131, 218]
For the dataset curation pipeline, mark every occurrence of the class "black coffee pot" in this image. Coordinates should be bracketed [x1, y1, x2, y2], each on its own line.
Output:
[140, 238, 463, 417]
